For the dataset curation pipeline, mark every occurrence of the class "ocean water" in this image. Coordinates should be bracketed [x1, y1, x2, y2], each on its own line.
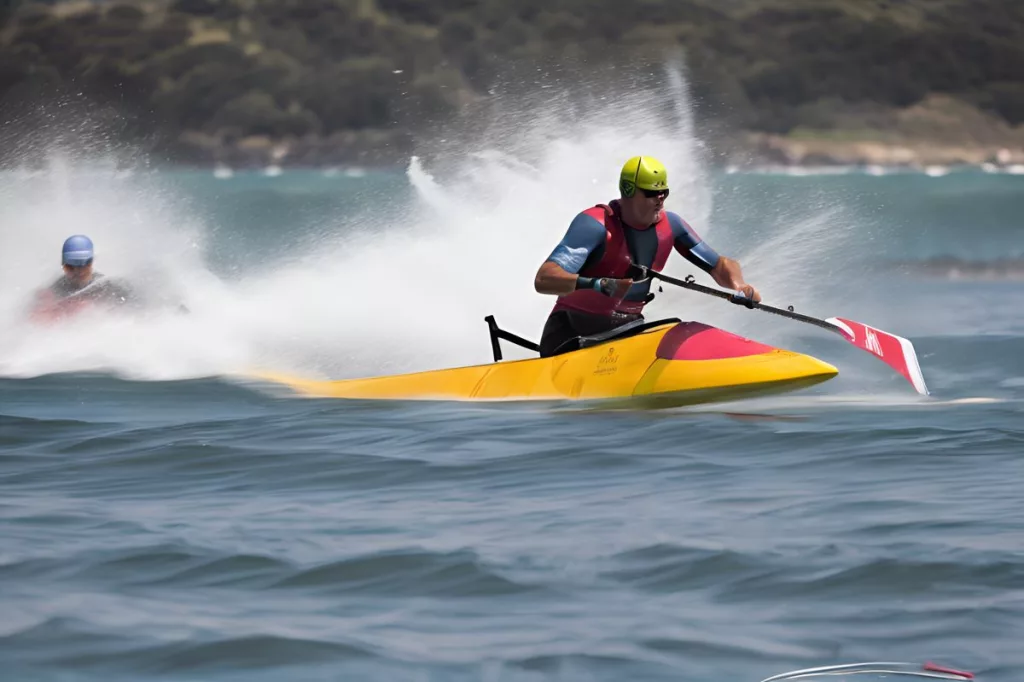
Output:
[2, 74, 1023, 681]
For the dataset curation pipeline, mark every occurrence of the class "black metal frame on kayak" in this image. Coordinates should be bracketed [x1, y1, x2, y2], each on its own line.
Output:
[626, 263, 845, 337]
[484, 315, 539, 361]
[484, 314, 681, 362]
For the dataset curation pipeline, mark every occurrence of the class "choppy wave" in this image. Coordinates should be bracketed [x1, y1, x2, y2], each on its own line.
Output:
[2, 367, 1020, 680]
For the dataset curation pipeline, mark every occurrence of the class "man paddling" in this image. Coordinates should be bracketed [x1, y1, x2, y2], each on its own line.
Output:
[534, 156, 761, 356]
[29, 235, 137, 321]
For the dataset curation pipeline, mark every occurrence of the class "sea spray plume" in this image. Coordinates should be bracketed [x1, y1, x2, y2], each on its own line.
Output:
[180, 57, 722, 378]
[387, 57, 715, 339]
[0, 57, 723, 380]
[0, 158, 209, 307]
[227, 57, 724, 376]
[0, 93, 205, 297]
[0, 115, 231, 379]
[0, 158, 231, 379]
[0, 92, 144, 172]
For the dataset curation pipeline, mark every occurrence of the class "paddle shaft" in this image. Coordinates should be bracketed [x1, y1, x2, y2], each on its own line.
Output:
[635, 266, 845, 337]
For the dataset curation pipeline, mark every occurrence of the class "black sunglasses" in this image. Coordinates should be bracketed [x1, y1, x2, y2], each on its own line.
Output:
[64, 260, 93, 269]
[641, 188, 669, 199]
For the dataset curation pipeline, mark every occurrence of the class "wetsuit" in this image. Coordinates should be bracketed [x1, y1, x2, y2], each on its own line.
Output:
[540, 200, 720, 356]
[50, 273, 134, 302]
[31, 273, 137, 320]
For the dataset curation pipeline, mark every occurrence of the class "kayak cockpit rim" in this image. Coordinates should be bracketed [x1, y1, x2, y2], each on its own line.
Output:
[483, 314, 683, 362]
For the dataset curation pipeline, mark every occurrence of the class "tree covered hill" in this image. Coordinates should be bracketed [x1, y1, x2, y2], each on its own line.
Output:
[1, 0, 1022, 166]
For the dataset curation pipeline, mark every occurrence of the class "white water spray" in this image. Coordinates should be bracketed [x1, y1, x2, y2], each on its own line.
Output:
[0, 60, 854, 382]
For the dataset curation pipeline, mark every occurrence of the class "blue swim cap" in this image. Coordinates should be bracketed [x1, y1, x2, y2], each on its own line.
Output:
[62, 235, 94, 266]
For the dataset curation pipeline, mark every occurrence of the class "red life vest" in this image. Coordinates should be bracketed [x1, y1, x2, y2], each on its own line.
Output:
[552, 201, 675, 316]
[28, 290, 96, 324]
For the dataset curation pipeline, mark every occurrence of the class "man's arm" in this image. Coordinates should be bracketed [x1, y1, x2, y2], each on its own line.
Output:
[534, 261, 583, 296]
[535, 212, 632, 298]
[710, 256, 760, 302]
[668, 212, 760, 302]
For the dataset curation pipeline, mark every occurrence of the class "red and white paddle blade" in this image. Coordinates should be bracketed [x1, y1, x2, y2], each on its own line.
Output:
[827, 317, 930, 395]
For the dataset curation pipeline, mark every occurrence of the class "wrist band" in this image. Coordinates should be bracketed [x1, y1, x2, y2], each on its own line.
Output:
[575, 276, 596, 291]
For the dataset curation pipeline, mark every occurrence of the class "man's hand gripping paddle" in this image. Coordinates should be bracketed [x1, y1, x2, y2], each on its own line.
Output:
[628, 264, 929, 396]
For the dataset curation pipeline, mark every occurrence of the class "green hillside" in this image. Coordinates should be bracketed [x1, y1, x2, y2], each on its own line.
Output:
[1, 0, 1022, 166]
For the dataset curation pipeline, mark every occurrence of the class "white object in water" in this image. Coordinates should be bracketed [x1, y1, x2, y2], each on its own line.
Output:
[760, 661, 974, 682]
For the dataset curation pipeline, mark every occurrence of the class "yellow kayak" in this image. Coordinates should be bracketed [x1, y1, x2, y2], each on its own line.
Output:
[254, 317, 838, 409]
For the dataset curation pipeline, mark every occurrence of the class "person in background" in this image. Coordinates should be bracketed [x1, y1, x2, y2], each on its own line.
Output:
[29, 235, 137, 321]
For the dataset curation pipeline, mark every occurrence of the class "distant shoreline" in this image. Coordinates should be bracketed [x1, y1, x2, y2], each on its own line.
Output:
[3, 128, 1023, 176]
[161, 124, 1024, 173]
[732, 133, 1024, 172]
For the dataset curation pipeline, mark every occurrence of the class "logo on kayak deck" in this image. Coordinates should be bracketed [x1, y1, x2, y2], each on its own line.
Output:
[864, 328, 884, 356]
[594, 347, 619, 375]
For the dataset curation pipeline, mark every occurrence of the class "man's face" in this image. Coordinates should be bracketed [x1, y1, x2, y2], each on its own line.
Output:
[624, 187, 669, 225]
[63, 261, 93, 287]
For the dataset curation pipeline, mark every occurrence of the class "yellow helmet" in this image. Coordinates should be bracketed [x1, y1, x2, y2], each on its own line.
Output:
[619, 156, 669, 198]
